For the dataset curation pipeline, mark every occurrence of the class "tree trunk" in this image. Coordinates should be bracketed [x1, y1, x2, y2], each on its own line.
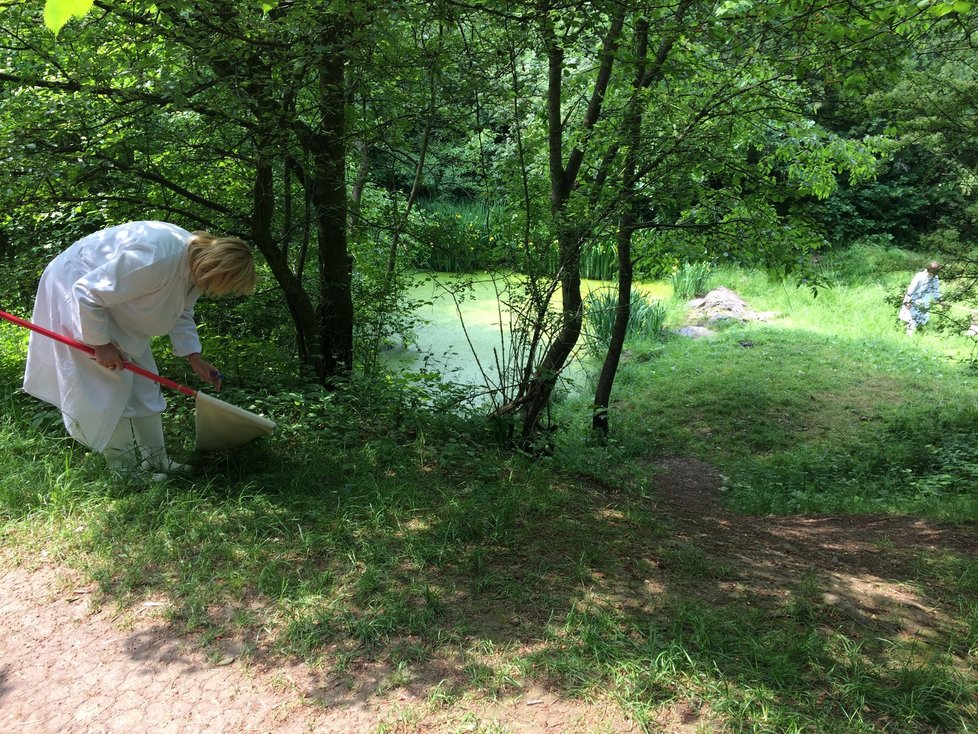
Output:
[592, 20, 649, 435]
[312, 38, 354, 380]
[591, 225, 633, 436]
[251, 158, 323, 377]
[517, 9, 624, 445]
[519, 226, 584, 443]
[348, 139, 370, 239]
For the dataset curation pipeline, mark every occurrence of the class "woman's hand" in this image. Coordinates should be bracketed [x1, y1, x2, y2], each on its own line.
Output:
[187, 353, 222, 392]
[93, 343, 126, 371]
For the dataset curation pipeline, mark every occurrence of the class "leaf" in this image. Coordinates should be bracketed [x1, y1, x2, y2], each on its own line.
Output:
[44, 0, 94, 35]
[932, 0, 959, 14]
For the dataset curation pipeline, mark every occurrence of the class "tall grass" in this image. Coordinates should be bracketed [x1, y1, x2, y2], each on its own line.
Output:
[819, 237, 923, 284]
[582, 287, 669, 356]
[669, 261, 712, 299]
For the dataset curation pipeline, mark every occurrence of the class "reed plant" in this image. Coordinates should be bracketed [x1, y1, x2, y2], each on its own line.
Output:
[580, 239, 618, 281]
[583, 287, 669, 356]
[669, 261, 712, 299]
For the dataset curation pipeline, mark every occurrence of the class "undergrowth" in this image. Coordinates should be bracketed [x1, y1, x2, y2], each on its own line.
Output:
[2, 258, 977, 733]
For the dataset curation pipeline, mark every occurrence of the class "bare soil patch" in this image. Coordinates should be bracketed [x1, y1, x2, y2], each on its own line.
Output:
[651, 457, 978, 647]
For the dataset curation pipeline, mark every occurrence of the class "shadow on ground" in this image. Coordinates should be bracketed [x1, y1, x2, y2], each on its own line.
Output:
[60, 446, 978, 733]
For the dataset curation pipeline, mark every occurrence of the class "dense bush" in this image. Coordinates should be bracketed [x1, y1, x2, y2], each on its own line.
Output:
[818, 237, 922, 284]
[408, 200, 499, 272]
[811, 145, 966, 249]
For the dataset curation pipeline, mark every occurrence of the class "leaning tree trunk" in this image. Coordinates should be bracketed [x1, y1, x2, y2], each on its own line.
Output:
[592, 19, 649, 435]
[516, 9, 625, 446]
[591, 221, 634, 435]
[519, 225, 585, 443]
[251, 158, 324, 378]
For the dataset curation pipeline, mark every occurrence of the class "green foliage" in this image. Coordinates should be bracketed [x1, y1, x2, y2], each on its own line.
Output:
[851, 41, 978, 253]
[43, 0, 93, 35]
[812, 146, 968, 249]
[669, 262, 713, 300]
[351, 215, 433, 375]
[818, 237, 923, 284]
[918, 226, 968, 255]
[580, 239, 618, 281]
[582, 288, 669, 357]
[408, 200, 500, 273]
[761, 122, 882, 200]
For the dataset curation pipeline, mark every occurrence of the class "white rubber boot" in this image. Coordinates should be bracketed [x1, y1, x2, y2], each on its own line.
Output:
[103, 419, 142, 476]
[131, 415, 190, 478]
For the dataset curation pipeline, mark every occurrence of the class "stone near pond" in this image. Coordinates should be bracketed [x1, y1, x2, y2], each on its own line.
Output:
[675, 326, 716, 339]
[686, 286, 779, 325]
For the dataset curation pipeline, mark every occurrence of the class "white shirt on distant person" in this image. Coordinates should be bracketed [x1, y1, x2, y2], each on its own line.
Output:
[903, 269, 940, 328]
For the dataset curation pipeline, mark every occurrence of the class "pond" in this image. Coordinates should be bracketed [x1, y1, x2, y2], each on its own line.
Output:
[380, 271, 671, 405]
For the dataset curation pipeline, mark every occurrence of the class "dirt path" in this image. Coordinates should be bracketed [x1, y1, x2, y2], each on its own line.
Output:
[0, 560, 634, 733]
[1, 560, 339, 733]
[651, 457, 978, 644]
[3, 458, 976, 733]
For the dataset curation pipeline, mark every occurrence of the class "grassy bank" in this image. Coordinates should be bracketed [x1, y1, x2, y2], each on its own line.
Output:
[2, 264, 977, 733]
[570, 266, 978, 521]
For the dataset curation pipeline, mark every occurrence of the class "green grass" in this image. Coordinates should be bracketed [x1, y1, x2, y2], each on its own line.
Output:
[575, 265, 978, 520]
[2, 260, 978, 733]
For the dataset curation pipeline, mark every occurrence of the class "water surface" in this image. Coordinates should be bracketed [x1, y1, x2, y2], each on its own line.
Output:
[382, 272, 670, 404]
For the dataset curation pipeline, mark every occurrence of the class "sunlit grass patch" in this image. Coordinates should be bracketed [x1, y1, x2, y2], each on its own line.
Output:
[573, 266, 978, 521]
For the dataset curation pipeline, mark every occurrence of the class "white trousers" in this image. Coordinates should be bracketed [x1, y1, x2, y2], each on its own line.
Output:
[103, 415, 174, 471]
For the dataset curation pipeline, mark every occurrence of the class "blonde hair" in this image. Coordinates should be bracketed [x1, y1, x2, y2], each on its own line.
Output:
[187, 231, 257, 296]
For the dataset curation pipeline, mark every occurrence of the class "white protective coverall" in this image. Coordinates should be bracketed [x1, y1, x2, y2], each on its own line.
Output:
[23, 221, 202, 452]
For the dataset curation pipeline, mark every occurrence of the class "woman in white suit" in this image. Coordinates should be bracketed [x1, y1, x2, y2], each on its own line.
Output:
[23, 221, 256, 475]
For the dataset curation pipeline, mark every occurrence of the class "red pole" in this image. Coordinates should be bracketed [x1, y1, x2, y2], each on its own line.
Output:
[0, 309, 197, 398]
